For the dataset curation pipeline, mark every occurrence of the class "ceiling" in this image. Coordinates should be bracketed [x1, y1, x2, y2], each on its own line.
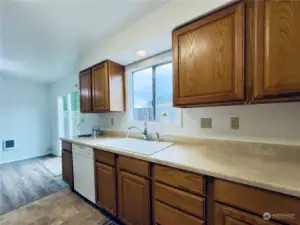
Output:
[0, 0, 168, 83]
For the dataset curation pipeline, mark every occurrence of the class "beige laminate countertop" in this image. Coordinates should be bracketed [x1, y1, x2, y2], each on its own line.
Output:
[60, 135, 300, 198]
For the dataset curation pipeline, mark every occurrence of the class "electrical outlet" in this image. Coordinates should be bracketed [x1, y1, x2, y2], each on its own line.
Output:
[111, 118, 114, 126]
[201, 118, 212, 128]
[231, 117, 239, 129]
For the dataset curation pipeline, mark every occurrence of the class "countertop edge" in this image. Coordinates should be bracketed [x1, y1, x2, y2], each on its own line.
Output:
[60, 137, 300, 199]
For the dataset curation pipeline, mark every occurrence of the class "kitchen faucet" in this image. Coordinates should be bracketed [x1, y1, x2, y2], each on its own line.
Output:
[127, 122, 148, 140]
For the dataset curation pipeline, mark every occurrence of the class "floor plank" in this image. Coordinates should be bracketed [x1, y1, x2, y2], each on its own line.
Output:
[0, 157, 68, 215]
[0, 189, 109, 225]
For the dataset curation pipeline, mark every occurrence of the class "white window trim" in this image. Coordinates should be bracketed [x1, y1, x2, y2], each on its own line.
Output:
[126, 50, 182, 128]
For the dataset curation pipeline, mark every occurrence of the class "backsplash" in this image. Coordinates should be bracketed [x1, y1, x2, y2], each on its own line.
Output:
[99, 101, 300, 147]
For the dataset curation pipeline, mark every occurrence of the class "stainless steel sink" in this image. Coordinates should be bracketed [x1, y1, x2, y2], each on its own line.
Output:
[97, 138, 173, 156]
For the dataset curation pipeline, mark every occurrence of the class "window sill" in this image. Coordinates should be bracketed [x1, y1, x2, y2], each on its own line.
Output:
[129, 109, 182, 128]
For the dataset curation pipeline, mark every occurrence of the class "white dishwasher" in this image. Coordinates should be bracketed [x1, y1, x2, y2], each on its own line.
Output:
[72, 144, 96, 203]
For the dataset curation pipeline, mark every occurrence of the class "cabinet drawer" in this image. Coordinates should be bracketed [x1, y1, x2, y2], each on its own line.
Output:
[94, 150, 115, 166]
[154, 182, 205, 219]
[215, 203, 281, 225]
[119, 156, 150, 178]
[62, 141, 72, 152]
[214, 179, 300, 225]
[154, 201, 204, 225]
[153, 165, 205, 196]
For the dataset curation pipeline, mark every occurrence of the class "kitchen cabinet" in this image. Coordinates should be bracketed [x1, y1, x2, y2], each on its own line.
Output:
[95, 162, 117, 216]
[172, 2, 244, 107]
[153, 165, 206, 225]
[61, 140, 300, 225]
[61, 142, 73, 188]
[79, 60, 125, 113]
[214, 203, 279, 225]
[92, 62, 109, 111]
[118, 171, 150, 225]
[155, 200, 204, 225]
[79, 69, 92, 112]
[214, 179, 300, 225]
[247, 0, 300, 102]
[117, 156, 151, 225]
[174, 0, 300, 107]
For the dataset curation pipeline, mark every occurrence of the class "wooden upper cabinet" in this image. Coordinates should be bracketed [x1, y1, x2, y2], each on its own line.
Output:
[173, 2, 244, 107]
[250, 0, 300, 101]
[79, 60, 125, 113]
[92, 62, 109, 112]
[79, 70, 92, 113]
[215, 203, 281, 225]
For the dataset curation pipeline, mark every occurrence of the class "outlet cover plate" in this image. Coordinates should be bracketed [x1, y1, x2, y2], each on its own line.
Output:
[201, 118, 212, 129]
[231, 117, 239, 129]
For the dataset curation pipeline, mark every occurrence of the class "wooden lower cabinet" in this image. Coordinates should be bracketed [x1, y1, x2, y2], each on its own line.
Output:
[215, 203, 280, 225]
[118, 171, 150, 225]
[95, 162, 117, 216]
[155, 200, 204, 225]
[62, 149, 73, 188]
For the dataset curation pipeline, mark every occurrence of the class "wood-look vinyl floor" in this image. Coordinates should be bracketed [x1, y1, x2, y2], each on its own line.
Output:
[0, 188, 112, 225]
[0, 157, 68, 215]
[0, 189, 120, 225]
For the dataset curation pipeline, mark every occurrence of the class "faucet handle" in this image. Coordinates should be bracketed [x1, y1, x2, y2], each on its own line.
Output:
[126, 127, 131, 138]
[156, 132, 160, 142]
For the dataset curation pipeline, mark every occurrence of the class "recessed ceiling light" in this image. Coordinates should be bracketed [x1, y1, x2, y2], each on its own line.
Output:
[136, 50, 147, 57]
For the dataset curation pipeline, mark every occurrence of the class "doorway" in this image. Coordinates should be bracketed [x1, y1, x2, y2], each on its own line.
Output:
[57, 91, 81, 157]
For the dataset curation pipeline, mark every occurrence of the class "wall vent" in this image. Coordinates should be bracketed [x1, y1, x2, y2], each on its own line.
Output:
[2, 140, 16, 151]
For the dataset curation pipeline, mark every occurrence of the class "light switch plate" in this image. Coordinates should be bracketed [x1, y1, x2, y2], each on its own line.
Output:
[231, 117, 239, 129]
[111, 118, 114, 126]
[201, 118, 212, 129]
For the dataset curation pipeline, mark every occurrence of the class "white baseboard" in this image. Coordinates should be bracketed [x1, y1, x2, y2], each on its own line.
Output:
[0, 153, 51, 165]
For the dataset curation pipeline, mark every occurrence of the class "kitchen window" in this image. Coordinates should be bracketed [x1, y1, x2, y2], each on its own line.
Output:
[132, 62, 179, 124]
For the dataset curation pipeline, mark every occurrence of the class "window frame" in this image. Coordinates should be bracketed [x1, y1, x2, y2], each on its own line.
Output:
[132, 61, 172, 122]
[129, 57, 182, 127]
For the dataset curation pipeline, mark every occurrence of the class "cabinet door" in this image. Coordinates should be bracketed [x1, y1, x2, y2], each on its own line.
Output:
[95, 162, 117, 216]
[79, 70, 92, 112]
[215, 203, 280, 225]
[173, 2, 244, 106]
[62, 149, 73, 188]
[252, 0, 300, 100]
[118, 171, 150, 225]
[92, 62, 109, 111]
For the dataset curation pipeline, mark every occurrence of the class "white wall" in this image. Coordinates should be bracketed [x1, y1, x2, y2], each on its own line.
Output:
[0, 76, 52, 164]
[98, 53, 300, 146]
[49, 74, 103, 156]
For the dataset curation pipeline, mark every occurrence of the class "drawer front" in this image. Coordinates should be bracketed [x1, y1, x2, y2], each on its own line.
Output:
[214, 179, 300, 225]
[72, 144, 93, 156]
[119, 156, 150, 178]
[154, 182, 205, 219]
[154, 201, 204, 225]
[94, 150, 115, 166]
[153, 165, 205, 196]
[62, 141, 72, 152]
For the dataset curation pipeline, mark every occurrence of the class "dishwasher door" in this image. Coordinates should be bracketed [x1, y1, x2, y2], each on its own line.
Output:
[72, 145, 96, 203]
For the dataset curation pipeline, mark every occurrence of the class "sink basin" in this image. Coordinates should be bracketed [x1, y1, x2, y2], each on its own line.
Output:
[97, 138, 174, 156]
